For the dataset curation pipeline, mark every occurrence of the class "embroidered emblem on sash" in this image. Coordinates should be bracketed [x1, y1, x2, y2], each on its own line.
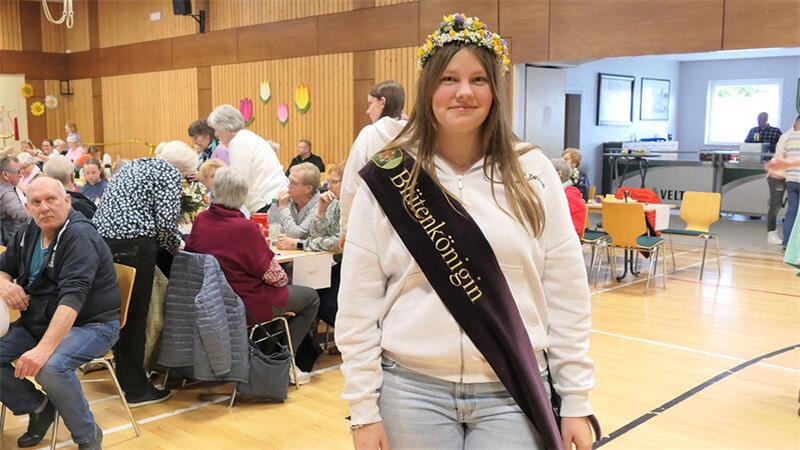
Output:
[371, 147, 404, 170]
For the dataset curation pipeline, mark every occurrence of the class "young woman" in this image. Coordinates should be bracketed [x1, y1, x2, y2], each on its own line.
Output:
[336, 14, 596, 450]
[80, 158, 108, 204]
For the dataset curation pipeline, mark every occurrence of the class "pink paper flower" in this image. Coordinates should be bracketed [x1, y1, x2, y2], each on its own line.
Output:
[239, 98, 254, 126]
[277, 102, 289, 126]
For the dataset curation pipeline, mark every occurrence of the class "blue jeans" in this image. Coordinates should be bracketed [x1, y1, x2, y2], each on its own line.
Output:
[0, 320, 119, 444]
[378, 359, 546, 449]
[783, 182, 800, 247]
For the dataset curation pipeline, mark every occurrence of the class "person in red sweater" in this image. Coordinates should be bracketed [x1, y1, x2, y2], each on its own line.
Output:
[185, 167, 319, 384]
[551, 158, 586, 237]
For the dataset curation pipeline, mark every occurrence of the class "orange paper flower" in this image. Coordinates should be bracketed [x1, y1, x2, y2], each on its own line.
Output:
[20, 83, 34, 98]
[30, 101, 45, 117]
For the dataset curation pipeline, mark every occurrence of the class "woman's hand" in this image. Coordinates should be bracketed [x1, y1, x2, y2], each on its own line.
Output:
[276, 236, 299, 250]
[317, 191, 336, 217]
[561, 416, 594, 450]
[352, 422, 390, 450]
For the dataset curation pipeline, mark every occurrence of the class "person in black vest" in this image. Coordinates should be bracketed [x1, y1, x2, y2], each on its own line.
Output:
[0, 177, 119, 449]
[286, 139, 325, 175]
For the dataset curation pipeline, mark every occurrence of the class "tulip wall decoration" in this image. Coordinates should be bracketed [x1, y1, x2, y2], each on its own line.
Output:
[277, 103, 289, 126]
[259, 82, 271, 104]
[239, 98, 254, 127]
[294, 83, 310, 114]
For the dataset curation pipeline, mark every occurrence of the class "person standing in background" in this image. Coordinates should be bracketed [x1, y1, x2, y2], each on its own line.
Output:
[745, 112, 784, 244]
[286, 139, 325, 175]
[773, 114, 800, 248]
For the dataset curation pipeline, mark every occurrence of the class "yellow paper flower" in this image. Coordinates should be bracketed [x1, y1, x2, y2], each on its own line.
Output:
[30, 101, 45, 117]
[20, 83, 34, 98]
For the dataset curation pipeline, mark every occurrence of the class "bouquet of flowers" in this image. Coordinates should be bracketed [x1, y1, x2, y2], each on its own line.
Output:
[179, 179, 208, 225]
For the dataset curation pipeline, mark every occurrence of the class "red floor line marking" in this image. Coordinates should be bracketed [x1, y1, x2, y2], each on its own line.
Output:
[669, 277, 799, 298]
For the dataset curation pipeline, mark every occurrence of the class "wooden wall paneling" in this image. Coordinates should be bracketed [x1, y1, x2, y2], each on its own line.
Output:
[97, 0, 196, 48]
[40, 0, 91, 53]
[43, 78, 95, 143]
[25, 79, 47, 145]
[91, 77, 102, 144]
[723, 0, 800, 50]
[211, 53, 354, 170]
[68, 47, 119, 79]
[353, 50, 375, 139]
[237, 18, 318, 63]
[19, 1, 42, 52]
[499, 0, 549, 63]
[0, 1, 22, 51]
[353, 0, 376, 10]
[101, 69, 197, 160]
[0, 51, 69, 79]
[376, 0, 416, 5]
[208, 0, 354, 32]
[374, 46, 418, 116]
[318, 3, 419, 54]
[549, 0, 725, 61]
[197, 66, 212, 119]
[172, 29, 238, 68]
[418, 0, 499, 44]
[116, 40, 173, 75]
[88, 0, 99, 49]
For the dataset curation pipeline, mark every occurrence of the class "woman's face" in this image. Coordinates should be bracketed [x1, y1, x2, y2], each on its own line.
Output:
[328, 172, 342, 198]
[366, 94, 384, 123]
[215, 129, 235, 147]
[191, 134, 212, 153]
[201, 167, 217, 191]
[20, 142, 32, 153]
[20, 164, 33, 177]
[562, 154, 576, 169]
[41, 141, 52, 153]
[431, 48, 493, 136]
[84, 164, 101, 184]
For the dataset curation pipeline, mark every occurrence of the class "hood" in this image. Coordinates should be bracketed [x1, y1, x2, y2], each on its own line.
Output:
[372, 116, 407, 142]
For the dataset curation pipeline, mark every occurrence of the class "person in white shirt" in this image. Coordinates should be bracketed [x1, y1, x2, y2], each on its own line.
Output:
[339, 80, 407, 248]
[207, 104, 287, 214]
[772, 114, 800, 247]
[336, 14, 596, 450]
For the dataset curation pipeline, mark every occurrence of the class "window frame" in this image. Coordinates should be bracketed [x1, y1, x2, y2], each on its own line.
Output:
[704, 78, 783, 146]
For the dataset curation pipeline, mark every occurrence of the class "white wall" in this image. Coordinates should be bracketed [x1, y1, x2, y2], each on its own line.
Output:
[677, 56, 800, 152]
[523, 66, 566, 158]
[0, 74, 29, 150]
[564, 57, 680, 189]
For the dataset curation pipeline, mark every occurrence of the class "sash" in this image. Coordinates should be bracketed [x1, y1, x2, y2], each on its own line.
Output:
[360, 148, 601, 449]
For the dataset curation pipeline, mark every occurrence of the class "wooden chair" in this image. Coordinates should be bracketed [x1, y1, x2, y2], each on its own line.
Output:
[588, 185, 596, 201]
[0, 263, 141, 449]
[660, 192, 721, 280]
[601, 202, 667, 294]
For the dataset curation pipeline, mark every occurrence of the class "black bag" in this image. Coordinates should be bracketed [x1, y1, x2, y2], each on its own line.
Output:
[235, 311, 292, 402]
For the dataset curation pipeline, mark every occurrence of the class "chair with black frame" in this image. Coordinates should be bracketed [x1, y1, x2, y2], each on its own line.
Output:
[580, 209, 609, 286]
[601, 202, 667, 295]
[0, 263, 142, 449]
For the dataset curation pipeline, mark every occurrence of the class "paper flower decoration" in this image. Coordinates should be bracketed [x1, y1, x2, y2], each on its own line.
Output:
[259, 81, 271, 104]
[44, 95, 58, 110]
[30, 101, 45, 117]
[277, 103, 289, 126]
[239, 98, 254, 127]
[20, 83, 34, 98]
[294, 83, 310, 114]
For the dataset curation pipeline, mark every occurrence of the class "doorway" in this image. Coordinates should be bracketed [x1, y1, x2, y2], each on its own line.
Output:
[564, 93, 581, 150]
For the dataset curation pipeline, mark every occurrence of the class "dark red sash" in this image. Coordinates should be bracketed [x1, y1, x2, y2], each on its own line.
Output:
[360, 149, 599, 449]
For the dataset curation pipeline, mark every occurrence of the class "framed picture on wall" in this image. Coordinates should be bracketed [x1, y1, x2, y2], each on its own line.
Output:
[640, 77, 670, 121]
[597, 73, 635, 126]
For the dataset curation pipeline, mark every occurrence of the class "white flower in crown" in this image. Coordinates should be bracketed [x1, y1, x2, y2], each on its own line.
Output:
[417, 13, 510, 72]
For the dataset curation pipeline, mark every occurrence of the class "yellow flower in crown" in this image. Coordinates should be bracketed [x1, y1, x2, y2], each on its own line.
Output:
[416, 13, 510, 73]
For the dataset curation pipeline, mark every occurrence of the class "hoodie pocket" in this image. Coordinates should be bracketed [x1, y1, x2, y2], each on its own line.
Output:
[499, 263, 549, 351]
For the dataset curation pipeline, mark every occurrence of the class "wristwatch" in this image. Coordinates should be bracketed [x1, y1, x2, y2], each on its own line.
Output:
[296, 241, 304, 250]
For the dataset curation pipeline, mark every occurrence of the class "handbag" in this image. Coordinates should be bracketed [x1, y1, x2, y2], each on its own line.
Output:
[235, 310, 292, 402]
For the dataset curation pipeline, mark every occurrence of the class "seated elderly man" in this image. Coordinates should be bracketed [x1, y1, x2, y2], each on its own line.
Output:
[186, 167, 319, 384]
[43, 155, 97, 219]
[0, 177, 120, 449]
[277, 162, 321, 241]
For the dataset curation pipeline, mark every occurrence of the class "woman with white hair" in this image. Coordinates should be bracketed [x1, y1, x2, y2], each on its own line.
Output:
[186, 167, 320, 384]
[16, 152, 41, 193]
[207, 104, 287, 214]
[92, 140, 198, 408]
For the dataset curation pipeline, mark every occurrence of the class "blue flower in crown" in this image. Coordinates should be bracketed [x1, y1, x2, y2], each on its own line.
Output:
[416, 13, 510, 73]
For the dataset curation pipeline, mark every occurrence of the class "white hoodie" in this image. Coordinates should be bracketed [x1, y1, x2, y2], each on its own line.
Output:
[336, 147, 595, 425]
[339, 116, 407, 234]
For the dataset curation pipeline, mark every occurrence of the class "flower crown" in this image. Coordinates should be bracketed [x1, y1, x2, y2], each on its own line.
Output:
[416, 13, 510, 72]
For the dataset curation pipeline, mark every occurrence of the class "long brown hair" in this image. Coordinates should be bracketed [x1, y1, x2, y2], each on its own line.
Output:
[389, 44, 545, 236]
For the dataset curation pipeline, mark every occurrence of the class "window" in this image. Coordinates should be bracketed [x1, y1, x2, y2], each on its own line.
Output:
[705, 79, 782, 145]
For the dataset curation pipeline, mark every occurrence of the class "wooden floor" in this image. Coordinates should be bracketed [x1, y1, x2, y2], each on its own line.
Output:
[1, 240, 798, 449]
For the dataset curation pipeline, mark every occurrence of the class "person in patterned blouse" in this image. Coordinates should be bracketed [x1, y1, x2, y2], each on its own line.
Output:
[91, 140, 197, 407]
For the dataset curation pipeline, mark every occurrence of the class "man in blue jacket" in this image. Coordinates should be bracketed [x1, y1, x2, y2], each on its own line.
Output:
[0, 177, 120, 449]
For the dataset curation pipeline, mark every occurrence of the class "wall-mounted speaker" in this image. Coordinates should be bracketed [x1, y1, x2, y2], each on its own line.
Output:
[173, 0, 192, 15]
